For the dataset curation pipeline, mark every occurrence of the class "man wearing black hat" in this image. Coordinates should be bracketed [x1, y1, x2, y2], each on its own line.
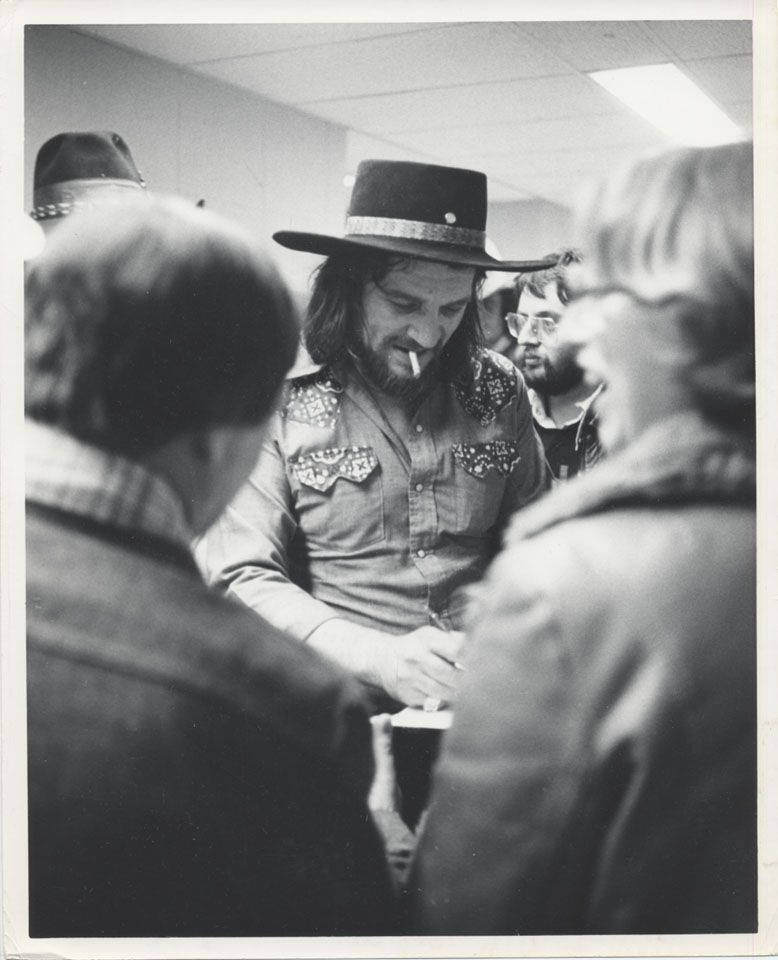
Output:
[201, 160, 550, 711]
[29, 130, 147, 232]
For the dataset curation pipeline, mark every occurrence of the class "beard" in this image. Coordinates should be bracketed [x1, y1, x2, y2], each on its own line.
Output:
[520, 349, 585, 396]
[350, 332, 440, 408]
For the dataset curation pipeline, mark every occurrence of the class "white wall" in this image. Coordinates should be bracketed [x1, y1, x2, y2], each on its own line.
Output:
[25, 26, 348, 297]
[487, 197, 573, 262]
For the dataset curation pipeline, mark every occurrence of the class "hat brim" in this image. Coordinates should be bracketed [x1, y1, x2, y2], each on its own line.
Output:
[273, 230, 554, 273]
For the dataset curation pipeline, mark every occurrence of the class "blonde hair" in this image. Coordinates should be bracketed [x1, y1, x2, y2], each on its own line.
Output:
[572, 141, 754, 433]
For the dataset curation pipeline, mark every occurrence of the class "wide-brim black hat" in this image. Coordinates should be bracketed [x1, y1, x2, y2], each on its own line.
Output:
[273, 159, 554, 273]
[31, 131, 146, 222]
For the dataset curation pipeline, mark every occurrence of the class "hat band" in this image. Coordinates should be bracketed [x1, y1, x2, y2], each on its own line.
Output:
[31, 178, 145, 221]
[345, 215, 485, 249]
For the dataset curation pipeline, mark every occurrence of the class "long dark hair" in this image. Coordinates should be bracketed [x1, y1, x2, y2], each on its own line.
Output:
[304, 250, 485, 386]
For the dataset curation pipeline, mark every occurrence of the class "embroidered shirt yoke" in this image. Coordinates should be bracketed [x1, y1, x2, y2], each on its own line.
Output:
[200, 348, 547, 639]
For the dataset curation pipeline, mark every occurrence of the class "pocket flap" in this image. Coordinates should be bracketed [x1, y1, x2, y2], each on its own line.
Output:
[289, 446, 378, 491]
[452, 440, 520, 479]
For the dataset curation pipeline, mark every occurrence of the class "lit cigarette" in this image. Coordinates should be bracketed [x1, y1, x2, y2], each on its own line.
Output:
[409, 350, 421, 378]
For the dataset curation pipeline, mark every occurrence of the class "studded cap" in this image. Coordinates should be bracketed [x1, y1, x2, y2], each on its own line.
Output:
[30, 131, 146, 222]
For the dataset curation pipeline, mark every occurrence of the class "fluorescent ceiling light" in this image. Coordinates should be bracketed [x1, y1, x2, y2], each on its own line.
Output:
[589, 63, 744, 147]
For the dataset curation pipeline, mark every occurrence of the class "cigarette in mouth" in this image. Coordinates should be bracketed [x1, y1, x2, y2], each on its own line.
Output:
[409, 350, 421, 378]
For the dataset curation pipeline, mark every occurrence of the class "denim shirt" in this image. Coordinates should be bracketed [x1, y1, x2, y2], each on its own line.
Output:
[200, 348, 548, 639]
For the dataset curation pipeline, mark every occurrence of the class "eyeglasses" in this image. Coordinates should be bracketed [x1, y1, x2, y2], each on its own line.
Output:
[505, 313, 559, 340]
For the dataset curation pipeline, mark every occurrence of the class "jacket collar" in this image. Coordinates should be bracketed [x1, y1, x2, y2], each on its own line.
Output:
[506, 410, 755, 544]
[25, 419, 193, 551]
[527, 385, 601, 431]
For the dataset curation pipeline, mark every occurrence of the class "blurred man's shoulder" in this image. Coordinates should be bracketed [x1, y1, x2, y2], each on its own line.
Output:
[27, 504, 368, 764]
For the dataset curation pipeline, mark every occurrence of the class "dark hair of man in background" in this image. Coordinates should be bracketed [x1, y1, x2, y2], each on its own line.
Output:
[513, 248, 581, 305]
[488, 285, 518, 321]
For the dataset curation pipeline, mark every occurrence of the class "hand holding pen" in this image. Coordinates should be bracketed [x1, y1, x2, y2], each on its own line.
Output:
[379, 620, 465, 709]
[423, 611, 465, 712]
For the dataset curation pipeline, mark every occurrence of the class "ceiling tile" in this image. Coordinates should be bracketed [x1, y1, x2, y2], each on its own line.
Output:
[387, 111, 666, 160]
[66, 20, 753, 217]
[298, 72, 624, 134]
[682, 55, 753, 106]
[522, 21, 668, 72]
[75, 23, 439, 65]
[196, 23, 573, 104]
[642, 19, 752, 60]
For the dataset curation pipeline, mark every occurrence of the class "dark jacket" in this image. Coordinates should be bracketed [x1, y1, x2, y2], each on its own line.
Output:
[413, 412, 756, 935]
[26, 503, 395, 937]
[529, 385, 602, 482]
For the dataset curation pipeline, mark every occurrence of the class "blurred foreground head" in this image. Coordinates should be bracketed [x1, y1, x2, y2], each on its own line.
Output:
[25, 195, 299, 528]
[567, 140, 753, 450]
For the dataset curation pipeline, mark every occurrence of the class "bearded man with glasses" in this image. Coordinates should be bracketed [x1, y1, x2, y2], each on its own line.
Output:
[510, 249, 602, 481]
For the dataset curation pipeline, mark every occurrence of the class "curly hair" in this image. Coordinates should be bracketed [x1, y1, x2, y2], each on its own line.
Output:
[304, 250, 485, 386]
[513, 249, 582, 305]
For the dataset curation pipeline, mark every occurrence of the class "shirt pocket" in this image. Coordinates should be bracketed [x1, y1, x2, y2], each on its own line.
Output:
[449, 440, 521, 535]
[288, 445, 385, 552]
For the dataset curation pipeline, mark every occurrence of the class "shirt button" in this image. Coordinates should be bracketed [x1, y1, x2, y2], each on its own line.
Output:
[416, 549, 426, 559]
[415, 424, 424, 433]
[415, 483, 424, 492]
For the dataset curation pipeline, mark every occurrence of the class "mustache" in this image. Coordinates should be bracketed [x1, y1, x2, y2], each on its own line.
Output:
[394, 339, 437, 353]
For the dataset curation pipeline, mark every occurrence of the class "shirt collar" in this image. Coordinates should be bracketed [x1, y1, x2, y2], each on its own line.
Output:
[25, 420, 193, 550]
[527, 386, 601, 429]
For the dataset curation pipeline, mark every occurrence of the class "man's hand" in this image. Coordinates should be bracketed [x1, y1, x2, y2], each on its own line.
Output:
[378, 626, 464, 708]
[307, 618, 464, 707]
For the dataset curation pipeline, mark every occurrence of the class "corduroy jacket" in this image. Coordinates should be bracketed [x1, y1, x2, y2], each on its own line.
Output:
[27, 502, 395, 937]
